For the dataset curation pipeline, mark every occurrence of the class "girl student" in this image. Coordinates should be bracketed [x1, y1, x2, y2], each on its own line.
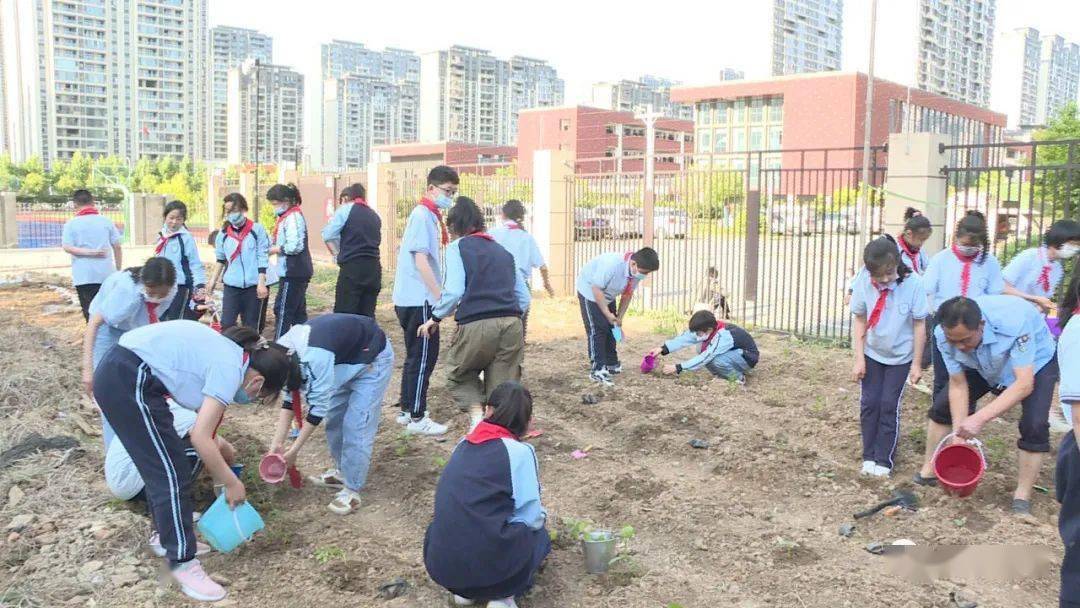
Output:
[1002, 219, 1080, 313]
[93, 321, 295, 602]
[424, 382, 549, 608]
[267, 184, 313, 339]
[322, 183, 382, 318]
[490, 199, 554, 339]
[418, 197, 531, 431]
[896, 207, 933, 276]
[268, 313, 394, 515]
[155, 200, 207, 321]
[82, 257, 177, 448]
[1054, 264, 1080, 606]
[921, 210, 1005, 407]
[850, 237, 929, 478]
[209, 193, 271, 331]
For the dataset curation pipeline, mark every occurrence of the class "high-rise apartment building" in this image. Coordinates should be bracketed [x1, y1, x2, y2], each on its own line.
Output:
[992, 27, 1041, 128]
[719, 68, 746, 81]
[226, 60, 303, 166]
[209, 26, 271, 162]
[1034, 34, 1080, 125]
[419, 45, 563, 146]
[770, 0, 843, 76]
[590, 76, 692, 121]
[0, 0, 207, 166]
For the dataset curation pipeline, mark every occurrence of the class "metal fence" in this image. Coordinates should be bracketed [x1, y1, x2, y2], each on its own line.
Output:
[16, 199, 128, 248]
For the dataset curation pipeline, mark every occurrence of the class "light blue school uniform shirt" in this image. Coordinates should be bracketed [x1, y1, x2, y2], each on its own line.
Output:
[896, 239, 929, 275]
[1058, 315, 1080, 426]
[88, 270, 176, 366]
[934, 295, 1056, 388]
[392, 204, 443, 307]
[923, 248, 1006, 310]
[62, 213, 121, 285]
[156, 226, 206, 288]
[575, 252, 641, 304]
[119, 320, 246, 410]
[213, 219, 270, 288]
[1002, 247, 1064, 301]
[491, 221, 545, 287]
[851, 272, 930, 365]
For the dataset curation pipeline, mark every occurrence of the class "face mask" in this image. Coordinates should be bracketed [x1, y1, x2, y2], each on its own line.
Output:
[162, 222, 178, 234]
[143, 283, 177, 305]
[227, 212, 244, 226]
[233, 385, 252, 405]
[1059, 244, 1079, 260]
[955, 244, 980, 257]
[633, 272, 648, 281]
[273, 205, 288, 217]
[694, 333, 709, 343]
[434, 193, 453, 209]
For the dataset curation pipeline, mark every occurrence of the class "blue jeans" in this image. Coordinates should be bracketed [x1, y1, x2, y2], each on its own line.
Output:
[323, 344, 395, 492]
[706, 349, 751, 382]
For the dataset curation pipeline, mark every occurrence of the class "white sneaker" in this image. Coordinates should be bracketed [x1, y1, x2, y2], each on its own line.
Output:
[486, 598, 518, 608]
[1050, 407, 1073, 434]
[606, 364, 623, 375]
[590, 370, 614, 387]
[872, 465, 892, 478]
[395, 411, 411, 426]
[328, 488, 362, 515]
[406, 416, 448, 436]
[171, 559, 226, 602]
[860, 460, 875, 476]
[453, 595, 476, 606]
[307, 468, 345, 488]
[149, 532, 211, 558]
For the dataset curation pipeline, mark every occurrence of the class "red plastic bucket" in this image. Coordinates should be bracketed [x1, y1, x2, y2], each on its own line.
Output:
[932, 434, 986, 498]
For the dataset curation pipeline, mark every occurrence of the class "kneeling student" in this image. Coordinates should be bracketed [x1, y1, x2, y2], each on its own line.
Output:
[647, 309, 759, 383]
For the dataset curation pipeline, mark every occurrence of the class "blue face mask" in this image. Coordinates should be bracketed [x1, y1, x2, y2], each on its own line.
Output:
[434, 193, 453, 209]
[633, 272, 648, 281]
[233, 386, 252, 405]
[273, 205, 287, 216]
[227, 212, 244, 226]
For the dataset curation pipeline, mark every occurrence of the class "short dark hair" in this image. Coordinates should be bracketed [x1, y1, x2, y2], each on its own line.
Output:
[903, 207, 932, 234]
[427, 165, 459, 187]
[340, 183, 366, 202]
[689, 310, 717, 333]
[267, 183, 301, 205]
[864, 236, 910, 283]
[125, 256, 176, 288]
[485, 381, 533, 438]
[632, 247, 659, 272]
[223, 326, 300, 397]
[502, 199, 526, 228]
[938, 296, 983, 331]
[223, 192, 248, 212]
[446, 196, 485, 237]
[1044, 219, 1080, 248]
[72, 189, 94, 206]
[163, 200, 188, 221]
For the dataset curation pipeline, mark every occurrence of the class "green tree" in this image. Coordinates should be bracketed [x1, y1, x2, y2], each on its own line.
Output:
[1033, 102, 1080, 217]
[20, 172, 47, 197]
[0, 155, 21, 191]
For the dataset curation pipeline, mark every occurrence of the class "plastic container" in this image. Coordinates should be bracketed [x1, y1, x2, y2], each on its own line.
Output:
[612, 327, 623, 343]
[640, 353, 657, 373]
[582, 529, 617, 574]
[932, 433, 986, 498]
[1047, 316, 1062, 339]
[259, 453, 287, 484]
[196, 493, 265, 553]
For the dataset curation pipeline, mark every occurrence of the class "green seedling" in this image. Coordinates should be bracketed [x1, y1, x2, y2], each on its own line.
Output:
[395, 431, 413, 457]
[953, 517, 967, 527]
[775, 536, 800, 556]
[618, 525, 636, 540]
[811, 396, 827, 414]
[314, 546, 345, 564]
[433, 456, 448, 468]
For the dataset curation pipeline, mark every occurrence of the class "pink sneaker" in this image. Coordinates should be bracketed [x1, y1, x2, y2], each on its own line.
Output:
[171, 559, 226, 602]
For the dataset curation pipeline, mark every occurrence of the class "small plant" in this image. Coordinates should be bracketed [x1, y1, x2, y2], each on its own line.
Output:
[775, 536, 800, 556]
[952, 517, 967, 528]
[433, 456, 448, 468]
[815, 470, 836, 480]
[394, 431, 413, 457]
[909, 426, 927, 446]
[983, 436, 1007, 463]
[314, 546, 346, 564]
[564, 517, 593, 540]
[810, 396, 827, 414]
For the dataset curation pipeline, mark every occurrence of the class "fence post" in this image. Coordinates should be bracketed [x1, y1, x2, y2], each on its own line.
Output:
[0, 192, 16, 247]
[744, 188, 760, 302]
[884, 133, 950, 256]
[131, 194, 166, 246]
[533, 149, 574, 296]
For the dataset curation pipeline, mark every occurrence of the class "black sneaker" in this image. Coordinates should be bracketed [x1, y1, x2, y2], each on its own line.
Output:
[912, 472, 938, 487]
[1011, 498, 1032, 516]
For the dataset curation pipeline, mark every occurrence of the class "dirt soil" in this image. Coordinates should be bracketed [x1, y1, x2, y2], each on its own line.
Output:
[0, 277, 1068, 608]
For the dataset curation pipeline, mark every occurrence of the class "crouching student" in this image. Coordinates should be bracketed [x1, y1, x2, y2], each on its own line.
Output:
[575, 248, 660, 386]
[93, 321, 294, 602]
[850, 238, 929, 478]
[270, 313, 394, 515]
[1055, 266, 1080, 607]
[418, 197, 530, 431]
[425, 382, 549, 608]
[646, 309, 759, 383]
[82, 258, 177, 448]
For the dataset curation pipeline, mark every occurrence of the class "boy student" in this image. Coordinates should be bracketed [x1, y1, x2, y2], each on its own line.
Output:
[62, 189, 122, 320]
[576, 248, 660, 386]
[1002, 219, 1080, 314]
[1054, 265, 1080, 607]
[392, 165, 458, 436]
[322, 183, 382, 318]
[647, 309, 758, 383]
[914, 295, 1059, 517]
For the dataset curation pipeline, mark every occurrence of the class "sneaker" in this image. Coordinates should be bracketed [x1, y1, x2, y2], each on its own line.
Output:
[453, 595, 476, 606]
[606, 364, 623, 375]
[149, 533, 211, 558]
[589, 370, 614, 387]
[860, 461, 875, 476]
[406, 416, 448, 436]
[171, 559, 226, 602]
[395, 411, 411, 426]
[328, 488, 362, 515]
[307, 468, 345, 488]
[912, 472, 938, 487]
[486, 598, 518, 608]
[1050, 408, 1073, 434]
[1011, 498, 1033, 517]
[872, 465, 892, 478]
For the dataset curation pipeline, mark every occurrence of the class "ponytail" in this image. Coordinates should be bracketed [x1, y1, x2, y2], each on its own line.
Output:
[864, 236, 911, 284]
[125, 257, 176, 288]
[223, 325, 297, 396]
[502, 199, 526, 230]
[903, 207, 931, 235]
[955, 210, 989, 264]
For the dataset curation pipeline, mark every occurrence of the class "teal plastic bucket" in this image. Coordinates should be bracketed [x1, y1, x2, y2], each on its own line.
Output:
[196, 493, 265, 553]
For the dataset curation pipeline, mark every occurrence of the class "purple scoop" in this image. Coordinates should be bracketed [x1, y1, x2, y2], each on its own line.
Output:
[1047, 317, 1062, 339]
[641, 353, 657, 373]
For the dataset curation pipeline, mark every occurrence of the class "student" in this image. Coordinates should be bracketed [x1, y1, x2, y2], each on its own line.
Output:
[694, 266, 731, 319]
[848, 238, 928, 477]
[922, 210, 1005, 405]
[424, 382, 549, 608]
[575, 247, 660, 386]
[322, 183, 382, 318]
[155, 201, 207, 321]
[896, 208, 933, 276]
[267, 184, 313, 339]
[82, 258, 177, 447]
[269, 313, 394, 515]
[61, 189, 122, 321]
[1003, 219, 1080, 314]
[647, 309, 759, 383]
[1055, 265, 1080, 606]
[209, 193, 270, 331]
[418, 197, 530, 430]
[392, 166, 458, 436]
[490, 199, 554, 339]
[913, 296, 1058, 516]
[93, 321, 295, 601]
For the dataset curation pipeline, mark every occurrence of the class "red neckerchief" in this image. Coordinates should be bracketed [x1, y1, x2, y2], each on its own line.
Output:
[866, 282, 891, 329]
[701, 321, 726, 353]
[272, 206, 301, 242]
[352, 197, 369, 207]
[951, 244, 977, 296]
[418, 198, 449, 245]
[290, 389, 303, 428]
[225, 218, 254, 262]
[505, 220, 524, 231]
[468, 231, 495, 241]
[466, 420, 517, 444]
[145, 301, 159, 324]
[897, 236, 921, 273]
[154, 230, 179, 255]
[75, 206, 99, 216]
[622, 251, 637, 297]
[1037, 247, 1053, 293]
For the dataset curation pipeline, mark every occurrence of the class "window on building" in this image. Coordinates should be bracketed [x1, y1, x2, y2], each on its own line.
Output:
[698, 130, 712, 153]
[768, 127, 782, 149]
[560, 118, 571, 131]
[749, 127, 764, 150]
[714, 131, 728, 153]
[749, 98, 764, 123]
[733, 130, 746, 152]
[768, 97, 783, 122]
[732, 99, 746, 125]
[697, 103, 712, 125]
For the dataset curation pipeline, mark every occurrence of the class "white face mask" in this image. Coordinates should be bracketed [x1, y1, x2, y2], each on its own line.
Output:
[1059, 244, 1079, 260]
[143, 283, 177, 305]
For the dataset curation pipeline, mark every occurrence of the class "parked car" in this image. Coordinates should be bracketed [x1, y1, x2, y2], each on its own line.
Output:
[820, 210, 859, 234]
[574, 208, 613, 241]
[653, 207, 689, 238]
[768, 208, 818, 236]
[593, 205, 643, 238]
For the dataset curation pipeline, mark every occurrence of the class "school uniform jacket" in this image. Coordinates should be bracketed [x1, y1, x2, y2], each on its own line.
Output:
[662, 323, 760, 373]
[156, 226, 206, 289]
[276, 313, 387, 425]
[88, 270, 177, 366]
[923, 248, 1005, 310]
[430, 235, 529, 324]
[321, 201, 381, 265]
[274, 210, 314, 280]
[850, 272, 930, 365]
[214, 219, 270, 288]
